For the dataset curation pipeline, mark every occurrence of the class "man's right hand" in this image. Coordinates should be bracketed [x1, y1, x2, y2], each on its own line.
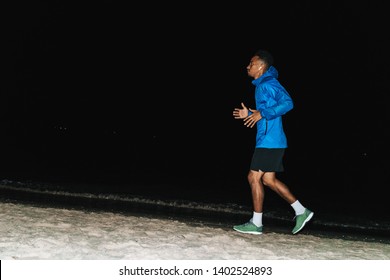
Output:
[233, 102, 249, 119]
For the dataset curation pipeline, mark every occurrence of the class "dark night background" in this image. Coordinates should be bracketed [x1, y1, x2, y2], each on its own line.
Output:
[2, 1, 390, 224]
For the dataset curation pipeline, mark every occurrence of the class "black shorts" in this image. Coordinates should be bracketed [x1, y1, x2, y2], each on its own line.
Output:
[250, 148, 285, 172]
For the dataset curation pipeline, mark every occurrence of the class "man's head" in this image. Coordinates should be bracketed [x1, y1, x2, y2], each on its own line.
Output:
[254, 50, 274, 69]
[247, 49, 274, 79]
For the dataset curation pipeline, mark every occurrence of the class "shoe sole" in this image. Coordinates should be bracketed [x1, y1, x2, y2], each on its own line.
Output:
[233, 228, 262, 235]
[292, 212, 314, 235]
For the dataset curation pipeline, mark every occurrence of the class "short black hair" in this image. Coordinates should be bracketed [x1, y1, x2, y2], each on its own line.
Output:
[254, 50, 274, 68]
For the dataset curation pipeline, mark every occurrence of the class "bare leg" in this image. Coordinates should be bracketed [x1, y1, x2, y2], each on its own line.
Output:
[247, 170, 265, 213]
[262, 172, 297, 204]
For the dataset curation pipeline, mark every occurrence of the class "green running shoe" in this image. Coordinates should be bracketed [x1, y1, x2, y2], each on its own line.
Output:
[233, 220, 263, 235]
[292, 208, 314, 234]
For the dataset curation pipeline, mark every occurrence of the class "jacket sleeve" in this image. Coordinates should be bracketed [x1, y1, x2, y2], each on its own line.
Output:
[260, 85, 294, 120]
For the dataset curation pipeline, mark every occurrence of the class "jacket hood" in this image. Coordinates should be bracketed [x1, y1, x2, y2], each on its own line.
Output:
[252, 66, 278, 86]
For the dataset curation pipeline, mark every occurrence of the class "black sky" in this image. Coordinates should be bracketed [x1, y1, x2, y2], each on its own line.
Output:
[3, 1, 390, 211]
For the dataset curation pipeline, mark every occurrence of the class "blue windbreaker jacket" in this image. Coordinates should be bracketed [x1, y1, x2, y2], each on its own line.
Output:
[249, 66, 293, 148]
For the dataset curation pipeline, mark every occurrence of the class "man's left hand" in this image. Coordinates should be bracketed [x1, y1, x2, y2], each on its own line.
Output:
[243, 109, 262, 128]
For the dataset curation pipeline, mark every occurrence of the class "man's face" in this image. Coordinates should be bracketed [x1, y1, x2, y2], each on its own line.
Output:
[247, 56, 264, 79]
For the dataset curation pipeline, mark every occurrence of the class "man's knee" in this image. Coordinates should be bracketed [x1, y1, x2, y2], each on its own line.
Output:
[247, 170, 261, 184]
[262, 176, 276, 188]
